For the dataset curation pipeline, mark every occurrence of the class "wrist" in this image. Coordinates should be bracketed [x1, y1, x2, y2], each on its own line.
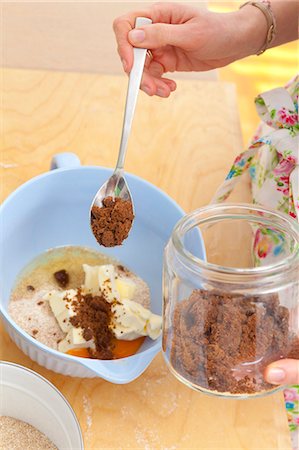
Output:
[231, 5, 269, 58]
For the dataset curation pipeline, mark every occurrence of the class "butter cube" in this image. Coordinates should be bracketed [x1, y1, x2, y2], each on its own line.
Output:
[115, 277, 136, 300]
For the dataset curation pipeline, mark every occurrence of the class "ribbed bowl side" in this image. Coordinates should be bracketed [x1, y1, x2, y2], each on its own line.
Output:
[2, 318, 96, 378]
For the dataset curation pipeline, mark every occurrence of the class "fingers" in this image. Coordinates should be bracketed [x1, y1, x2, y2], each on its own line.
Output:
[140, 61, 177, 97]
[113, 10, 151, 73]
[140, 72, 176, 97]
[113, 16, 133, 73]
[113, 3, 194, 73]
[264, 359, 299, 385]
[128, 23, 190, 50]
[113, 6, 182, 97]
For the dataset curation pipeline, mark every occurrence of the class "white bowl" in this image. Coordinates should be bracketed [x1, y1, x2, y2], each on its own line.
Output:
[0, 361, 84, 449]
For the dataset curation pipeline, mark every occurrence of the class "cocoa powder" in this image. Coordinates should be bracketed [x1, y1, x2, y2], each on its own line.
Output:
[91, 196, 134, 247]
[169, 289, 299, 394]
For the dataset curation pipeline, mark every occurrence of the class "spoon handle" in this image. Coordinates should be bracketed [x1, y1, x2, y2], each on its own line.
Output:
[116, 16, 152, 170]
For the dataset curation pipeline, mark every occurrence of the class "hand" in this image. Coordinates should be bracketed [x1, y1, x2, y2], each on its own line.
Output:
[265, 359, 299, 385]
[113, 2, 267, 97]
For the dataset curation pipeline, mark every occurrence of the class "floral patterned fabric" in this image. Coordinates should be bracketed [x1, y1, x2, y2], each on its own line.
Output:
[213, 75, 298, 228]
[285, 386, 299, 450]
[213, 75, 299, 449]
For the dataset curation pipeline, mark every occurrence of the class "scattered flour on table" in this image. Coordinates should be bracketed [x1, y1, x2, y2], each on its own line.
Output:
[135, 426, 177, 450]
[83, 394, 93, 430]
[0, 416, 57, 450]
[82, 394, 93, 447]
[0, 162, 18, 168]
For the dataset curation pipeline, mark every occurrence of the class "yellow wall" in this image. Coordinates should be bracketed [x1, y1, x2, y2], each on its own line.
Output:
[209, 1, 298, 145]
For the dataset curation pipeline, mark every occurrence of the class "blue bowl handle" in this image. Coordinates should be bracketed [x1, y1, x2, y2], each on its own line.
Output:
[50, 153, 81, 170]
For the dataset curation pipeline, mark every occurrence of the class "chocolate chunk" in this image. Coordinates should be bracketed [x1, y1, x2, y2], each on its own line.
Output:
[27, 285, 35, 291]
[54, 269, 69, 287]
[32, 329, 38, 336]
[91, 196, 134, 247]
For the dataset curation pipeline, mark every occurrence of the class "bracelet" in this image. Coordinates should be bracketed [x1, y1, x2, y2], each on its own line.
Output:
[240, 1, 277, 55]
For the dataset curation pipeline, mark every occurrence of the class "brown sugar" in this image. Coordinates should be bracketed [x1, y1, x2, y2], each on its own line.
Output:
[54, 269, 69, 288]
[70, 290, 115, 359]
[27, 285, 35, 291]
[169, 289, 299, 395]
[91, 196, 134, 247]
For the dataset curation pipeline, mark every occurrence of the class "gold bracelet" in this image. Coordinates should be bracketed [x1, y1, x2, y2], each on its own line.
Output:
[240, 0, 277, 55]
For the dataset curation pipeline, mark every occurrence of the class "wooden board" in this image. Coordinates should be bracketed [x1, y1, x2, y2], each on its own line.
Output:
[0, 68, 291, 450]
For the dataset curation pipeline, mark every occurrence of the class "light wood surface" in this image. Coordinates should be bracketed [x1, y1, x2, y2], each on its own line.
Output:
[0, 68, 291, 450]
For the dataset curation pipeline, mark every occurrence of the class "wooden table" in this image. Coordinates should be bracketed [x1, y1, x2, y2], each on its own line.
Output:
[0, 68, 291, 450]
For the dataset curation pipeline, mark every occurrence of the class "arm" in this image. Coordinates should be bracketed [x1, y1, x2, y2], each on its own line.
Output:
[266, 0, 299, 48]
[113, 1, 299, 97]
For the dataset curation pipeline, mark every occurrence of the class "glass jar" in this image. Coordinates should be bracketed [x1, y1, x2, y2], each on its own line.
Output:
[162, 204, 299, 398]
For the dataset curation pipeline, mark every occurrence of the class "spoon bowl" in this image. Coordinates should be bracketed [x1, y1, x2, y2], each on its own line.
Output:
[91, 168, 132, 208]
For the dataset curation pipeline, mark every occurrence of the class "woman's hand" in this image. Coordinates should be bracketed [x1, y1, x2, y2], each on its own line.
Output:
[265, 359, 299, 385]
[113, 2, 267, 97]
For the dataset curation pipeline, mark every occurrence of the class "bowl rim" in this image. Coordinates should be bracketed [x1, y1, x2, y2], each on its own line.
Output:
[0, 360, 84, 449]
[0, 165, 185, 374]
[0, 165, 185, 219]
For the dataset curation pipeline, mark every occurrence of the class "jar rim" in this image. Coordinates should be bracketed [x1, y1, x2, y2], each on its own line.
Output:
[171, 203, 299, 278]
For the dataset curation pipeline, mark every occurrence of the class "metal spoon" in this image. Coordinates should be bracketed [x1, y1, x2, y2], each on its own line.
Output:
[90, 17, 152, 244]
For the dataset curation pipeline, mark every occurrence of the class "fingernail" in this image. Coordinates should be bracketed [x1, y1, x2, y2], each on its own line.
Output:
[157, 88, 165, 97]
[142, 85, 151, 95]
[267, 368, 286, 384]
[129, 29, 145, 43]
[121, 59, 127, 72]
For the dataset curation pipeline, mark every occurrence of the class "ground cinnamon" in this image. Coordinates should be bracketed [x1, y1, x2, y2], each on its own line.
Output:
[169, 289, 299, 395]
[91, 196, 134, 247]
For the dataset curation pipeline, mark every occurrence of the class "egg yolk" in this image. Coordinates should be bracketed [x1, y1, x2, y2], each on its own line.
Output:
[66, 348, 90, 358]
[66, 336, 145, 359]
[112, 336, 145, 359]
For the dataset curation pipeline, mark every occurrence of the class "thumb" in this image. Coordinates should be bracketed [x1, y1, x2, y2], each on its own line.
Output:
[264, 359, 299, 385]
[128, 23, 189, 49]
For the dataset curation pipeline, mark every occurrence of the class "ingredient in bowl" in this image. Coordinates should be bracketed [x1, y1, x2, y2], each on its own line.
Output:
[0, 416, 57, 450]
[26, 285, 35, 291]
[169, 289, 299, 395]
[9, 246, 152, 354]
[91, 196, 134, 247]
[53, 269, 69, 288]
[45, 264, 162, 358]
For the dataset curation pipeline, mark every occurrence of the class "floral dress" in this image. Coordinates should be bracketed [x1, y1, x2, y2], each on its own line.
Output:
[213, 75, 299, 449]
